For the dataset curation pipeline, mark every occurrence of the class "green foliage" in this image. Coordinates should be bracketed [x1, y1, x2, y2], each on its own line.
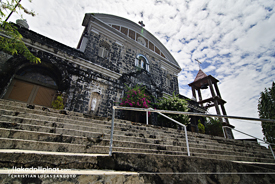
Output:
[120, 84, 151, 108]
[258, 82, 275, 146]
[156, 93, 190, 128]
[198, 122, 205, 134]
[0, 0, 40, 63]
[52, 95, 64, 110]
[205, 117, 223, 137]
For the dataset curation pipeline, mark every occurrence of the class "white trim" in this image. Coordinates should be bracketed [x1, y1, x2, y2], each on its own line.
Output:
[115, 41, 123, 46]
[91, 28, 99, 34]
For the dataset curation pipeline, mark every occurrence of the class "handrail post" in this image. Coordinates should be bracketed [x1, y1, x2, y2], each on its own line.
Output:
[156, 111, 190, 157]
[222, 126, 227, 138]
[184, 125, 190, 156]
[223, 125, 275, 160]
[109, 107, 115, 156]
[146, 110, 148, 125]
[269, 144, 275, 160]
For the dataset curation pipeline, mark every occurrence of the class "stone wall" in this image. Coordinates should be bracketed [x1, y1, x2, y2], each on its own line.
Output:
[83, 32, 179, 96]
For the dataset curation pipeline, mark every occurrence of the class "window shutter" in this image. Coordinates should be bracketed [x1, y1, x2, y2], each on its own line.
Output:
[146, 64, 150, 72]
[98, 47, 104, 57]
[135, 58, 139, 66]
[103, 49, 108, 58]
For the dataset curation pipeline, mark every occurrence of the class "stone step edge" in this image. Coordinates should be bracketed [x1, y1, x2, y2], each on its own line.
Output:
[0, 148, 271, 164]
[1, 111, 263, 149]
[0, 99, 85, 118]
[0, 121, 108, 137]
[0, 100, 265, 146]
[1, 138, 262, 160]
[0, 125, 269, 156]
[0, 114, 115, 134]
[232, 161, 275, 166]
[0, 147, 273, 164]
[0, 128, 264, 155]
[0, 169, 139, 175]
[0, 149, 108, 157]
[0, 115, 264, 151]
[111, 151, 275, 163]
[0, 108, 234, 142]
[1, 128, 269, 156]
[0, 106, 265, 149]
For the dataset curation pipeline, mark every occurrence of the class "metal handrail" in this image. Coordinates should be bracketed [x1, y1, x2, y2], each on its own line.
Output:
[222, 126, 275, 160]
[109, 106, 275, 158]
[155, 110, 190, 157]
[109, 106, 191, 156]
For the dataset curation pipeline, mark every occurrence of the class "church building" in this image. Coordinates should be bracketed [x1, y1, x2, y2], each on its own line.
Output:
[0, 13, 205, 126]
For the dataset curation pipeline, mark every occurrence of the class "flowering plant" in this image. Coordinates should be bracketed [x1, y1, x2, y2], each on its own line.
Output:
[120, 85, 151, 109]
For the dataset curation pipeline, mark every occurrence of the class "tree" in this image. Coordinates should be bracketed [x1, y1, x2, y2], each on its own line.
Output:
[0, 0, 40, 63]
[156, 93, 189, 129]
[258, 82, 275, 146]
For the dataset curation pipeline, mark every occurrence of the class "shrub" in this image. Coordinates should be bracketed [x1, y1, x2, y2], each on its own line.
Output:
[120, 85, 151, 108]
[198, 122, 205, 134]
[156, 93, 190, 128]
[205, 117, 223, 137]
[120, 85, 151, 123]
[52, 95, 64, 109]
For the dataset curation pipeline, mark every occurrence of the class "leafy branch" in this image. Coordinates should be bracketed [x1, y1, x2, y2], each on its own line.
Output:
[0, 0, 40, 63]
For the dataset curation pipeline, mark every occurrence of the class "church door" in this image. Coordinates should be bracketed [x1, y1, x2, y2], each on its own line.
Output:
[4, 79, 56, 107]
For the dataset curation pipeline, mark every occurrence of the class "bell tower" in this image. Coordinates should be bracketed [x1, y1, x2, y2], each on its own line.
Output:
[188, 69, 234, 139]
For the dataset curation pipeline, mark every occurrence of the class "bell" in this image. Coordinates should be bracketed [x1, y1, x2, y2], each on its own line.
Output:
[200, 84, 208, 89]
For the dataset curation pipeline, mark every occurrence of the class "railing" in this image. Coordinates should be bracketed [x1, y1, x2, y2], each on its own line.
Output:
[109, 106, 191, 156]
[109, 106, 275, 158]
[222, 126, 275, 160]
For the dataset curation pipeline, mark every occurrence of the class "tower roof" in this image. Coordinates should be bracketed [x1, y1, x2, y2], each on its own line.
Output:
[193, 69, 208, 82]
[188, 69, 219, 89]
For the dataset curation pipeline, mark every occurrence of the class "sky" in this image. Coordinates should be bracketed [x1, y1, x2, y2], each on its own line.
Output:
[5, 0, 275, 144]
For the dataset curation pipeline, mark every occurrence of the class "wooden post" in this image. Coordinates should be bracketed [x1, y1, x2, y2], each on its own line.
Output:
[214, 82, 221, 98]
[197, 89, 202, 102]
[192, 87, 197, 101]
[208, 78, 216, 97]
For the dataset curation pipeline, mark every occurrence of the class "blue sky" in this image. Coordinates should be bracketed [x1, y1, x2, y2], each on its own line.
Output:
[6, 0, 275, 144]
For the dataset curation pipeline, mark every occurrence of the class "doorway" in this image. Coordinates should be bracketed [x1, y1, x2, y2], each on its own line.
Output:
[4, 79, 56, 107]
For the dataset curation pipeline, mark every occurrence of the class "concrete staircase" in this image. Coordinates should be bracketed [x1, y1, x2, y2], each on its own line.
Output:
[0, 99, 275, 184]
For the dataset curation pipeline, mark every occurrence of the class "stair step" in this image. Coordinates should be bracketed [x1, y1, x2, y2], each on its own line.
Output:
[0, 99, 273, 164]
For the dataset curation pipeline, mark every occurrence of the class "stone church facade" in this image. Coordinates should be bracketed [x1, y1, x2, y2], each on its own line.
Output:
[0, 13, 205, 125]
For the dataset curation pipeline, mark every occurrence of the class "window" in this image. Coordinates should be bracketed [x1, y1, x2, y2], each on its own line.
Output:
[98, 41, 110, 58]
[98, 47, 109, 58]
[135, 54, 149, 72]
[137, 36, 146, 47]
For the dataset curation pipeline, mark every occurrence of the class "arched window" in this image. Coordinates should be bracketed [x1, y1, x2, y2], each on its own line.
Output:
[135, 54, 149, 72]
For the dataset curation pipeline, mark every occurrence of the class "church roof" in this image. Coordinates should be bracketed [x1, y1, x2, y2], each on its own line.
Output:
[82, 13, 181, 71]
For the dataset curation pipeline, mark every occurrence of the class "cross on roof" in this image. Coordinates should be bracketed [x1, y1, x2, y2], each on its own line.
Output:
[138, 21, 145, 27]
[195, 59, 202, 69]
